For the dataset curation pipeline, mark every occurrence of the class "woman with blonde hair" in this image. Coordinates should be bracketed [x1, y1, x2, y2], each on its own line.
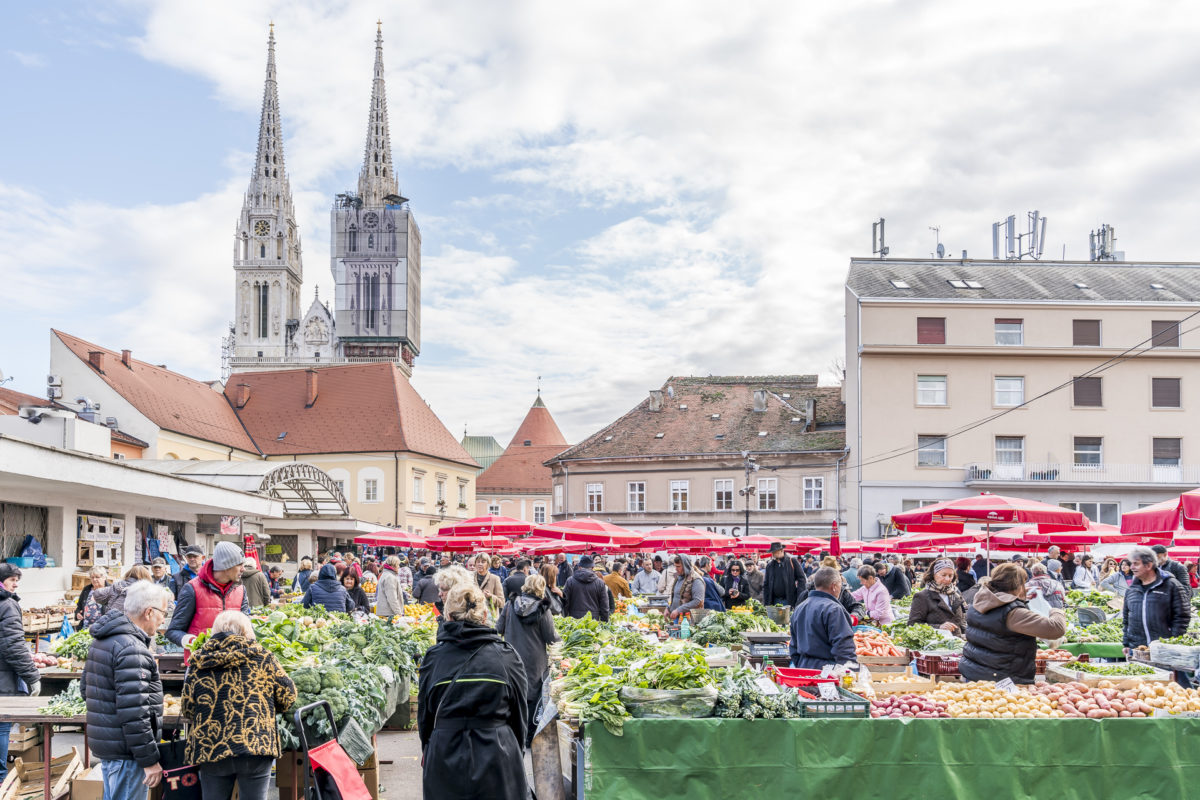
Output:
[418, 580, 528, 798]
[497, 573, 559, 747]
[91, 565, 152, 617]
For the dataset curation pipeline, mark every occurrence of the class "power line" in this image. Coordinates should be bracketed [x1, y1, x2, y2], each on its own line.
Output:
[849, 310, 1200, 473]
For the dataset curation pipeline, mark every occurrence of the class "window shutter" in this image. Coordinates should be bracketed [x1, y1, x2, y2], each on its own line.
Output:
[1152, 320, 1180, 347]
[917, 317, 945, 345]
[1152, 378, 1181, 408]
[1073, 377, 1103, 407]
[995, 318, 1023, 325]
[1072, 320, 1101, 346]
[1154, 438, 1182, 460]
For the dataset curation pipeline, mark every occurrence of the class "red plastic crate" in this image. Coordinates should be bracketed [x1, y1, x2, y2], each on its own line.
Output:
[770, 667, 842, 688]
[914, 652, 961, 676]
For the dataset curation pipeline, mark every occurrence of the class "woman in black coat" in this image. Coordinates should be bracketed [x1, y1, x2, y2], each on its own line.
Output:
[720, 560, 751, 608]
[496, 573, 559, 748]
[341, 573, 372, 614]
[955, 557, 977, 594]
[0, 565, 40, 780]
[418, 580, 528, 799]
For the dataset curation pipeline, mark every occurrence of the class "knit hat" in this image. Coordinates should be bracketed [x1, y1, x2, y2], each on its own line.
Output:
[579, 555, 595, 569]
[212, 541, 244, 572]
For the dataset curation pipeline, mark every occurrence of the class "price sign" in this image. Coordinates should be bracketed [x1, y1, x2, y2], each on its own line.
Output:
[818, 682, 840, 700]
[265, 545, 282, 554]
[996, 677, 1018, 693]
[754, 674, 780, 696]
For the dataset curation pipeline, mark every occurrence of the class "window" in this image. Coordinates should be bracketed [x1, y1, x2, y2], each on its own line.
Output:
[917, 436, 947, 467]
[458, 483, 467, 505]
[890, 280, 911, 289]
[757, 478, 778, 511]
[1151, 320, 1180, 348]
[917, 317, 945, 345]
[627, 482, 646, 512]
[586, 483, 604, 513]
[995, 436, 1025, 464]
[436, 480, 446, 504]
[1153, 438, 1182, 466]
[487, 503, 500, 516]
[412, 475, 424, 502]
[714, 479, 734, 511]
[1073, 436, 1103, 467]
[363, 479, 378, 502]
[1073, 319, 1101, 346]
[803, 477, 824, 510]
[994, 376, 1024, 407]
[917, 375, 947, 405]
[554, 485, 563, 514]
[533, 504, 546, 524]
[255, 283, 269, 339]
[1152, 377, 1182, 408]
[670, 480, 689, 512]
[994, 319, 1024, 345]
[1073, 377, 1103, 407]
[1060, 501, 1119, 526]
[901, 499, 941, 511]
[333, 480, 345, 496]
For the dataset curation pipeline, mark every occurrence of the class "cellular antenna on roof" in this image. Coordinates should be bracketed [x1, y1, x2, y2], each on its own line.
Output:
[992, 211, 1047, 260]
[929, 225, 943, 258]
[872, 218, 889, 259]
[1090, 224, 1117, 261]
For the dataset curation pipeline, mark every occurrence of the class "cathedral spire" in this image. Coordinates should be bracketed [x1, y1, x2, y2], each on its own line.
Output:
[249, 24, 289, 209]
[358, 21, 399, 206]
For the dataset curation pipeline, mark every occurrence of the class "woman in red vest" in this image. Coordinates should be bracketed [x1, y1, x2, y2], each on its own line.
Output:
[166, 541, 251, 651]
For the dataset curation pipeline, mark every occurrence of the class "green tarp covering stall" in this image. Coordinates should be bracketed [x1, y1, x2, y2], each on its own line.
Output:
[1058, 641, 1127, 659]
[582, 718, 1200, 798]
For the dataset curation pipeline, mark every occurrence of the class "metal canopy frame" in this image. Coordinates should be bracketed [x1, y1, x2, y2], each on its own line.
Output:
[259, 463, 349, 517]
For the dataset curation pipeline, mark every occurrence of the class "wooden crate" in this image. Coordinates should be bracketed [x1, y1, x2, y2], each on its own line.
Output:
[70, 573, 91, 592]
[0, 747, 82, 800]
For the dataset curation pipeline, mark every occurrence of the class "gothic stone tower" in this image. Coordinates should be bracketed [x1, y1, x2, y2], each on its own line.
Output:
[232, 25, 303, 363]
[330, 23, 421, 375]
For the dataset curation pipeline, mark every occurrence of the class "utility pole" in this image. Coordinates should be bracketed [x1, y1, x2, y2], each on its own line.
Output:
[738, 452, 758, 538]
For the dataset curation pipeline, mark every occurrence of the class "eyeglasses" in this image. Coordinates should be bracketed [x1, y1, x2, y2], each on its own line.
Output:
[152, 606, 169, 617]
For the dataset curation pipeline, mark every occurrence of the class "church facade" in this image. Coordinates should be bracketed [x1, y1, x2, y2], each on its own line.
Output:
[227, 24, 420, 377]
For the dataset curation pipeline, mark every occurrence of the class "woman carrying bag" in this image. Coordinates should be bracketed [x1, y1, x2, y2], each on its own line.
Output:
[496, 573, 559, 748]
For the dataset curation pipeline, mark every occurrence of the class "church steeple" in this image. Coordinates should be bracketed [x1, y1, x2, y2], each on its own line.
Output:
[358, 21, 399, 207]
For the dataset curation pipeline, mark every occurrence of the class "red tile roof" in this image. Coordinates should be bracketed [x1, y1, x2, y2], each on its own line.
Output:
[548, 375, 845, 463]
[0, 387, 48, 415]
[225, 362, 478, 466]
[111, 429, 150, 448]
[54, 330, 260, 453]
[477, 397, 569, 493]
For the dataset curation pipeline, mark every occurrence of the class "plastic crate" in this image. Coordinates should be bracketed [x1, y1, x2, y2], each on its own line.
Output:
[770, 667, 841, 688]
[1035, 652, 1087, 675]
[797, 686, 870, 718]
[915, 652, 961, 676]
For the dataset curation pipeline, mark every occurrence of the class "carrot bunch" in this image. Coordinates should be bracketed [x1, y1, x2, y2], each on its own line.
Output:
[855, 631, 904, 657]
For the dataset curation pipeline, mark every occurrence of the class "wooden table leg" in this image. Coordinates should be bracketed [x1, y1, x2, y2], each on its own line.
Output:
[41, 722, 52, 800]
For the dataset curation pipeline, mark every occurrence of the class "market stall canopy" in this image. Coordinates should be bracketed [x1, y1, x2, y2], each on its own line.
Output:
[1018, 521, 1168, 547]
[424, 534, 511, 552]
[354, 531, 429, 548]
[435, 515, 534, 537]
[533, 518, 643, 548]
[730, 534, 783, 552]
[883, 530, 988, 553]
[891, 494, 1087, 530]
[637, 527, 735, 553]
[129, 460, 349, 517]
[522, 537, 590, 555]
[1120, 490, 1200, 536]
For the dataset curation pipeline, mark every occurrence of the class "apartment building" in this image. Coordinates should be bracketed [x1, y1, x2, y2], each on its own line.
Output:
[845, 258, 1200, 540]
[546, 376, 847, 538]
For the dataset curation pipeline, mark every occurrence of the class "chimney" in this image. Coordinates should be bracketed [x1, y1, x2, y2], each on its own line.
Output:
[648, 389, 664, 412]
[805, 398, 816, 432]
[305, 370, 319, 408]
[752, 389, 768, 412]
[235, 383, 251, 409]
[121, 349, 132, 368]
[87, 351, 107, 373]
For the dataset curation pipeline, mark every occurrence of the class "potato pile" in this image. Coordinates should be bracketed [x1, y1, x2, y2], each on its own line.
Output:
[877, 679, 1200, 719]
[927, 682, 1059, 718]
[164, 694, 182, 716]
[870, 694, 951, 718]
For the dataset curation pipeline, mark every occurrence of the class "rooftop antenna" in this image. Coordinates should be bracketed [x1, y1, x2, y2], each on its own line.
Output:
[872, 218, 889, 259]
[929, 225, 943, 258]
[992, 211, 1047, 260]
[1089, 224, 1117, 261]
[0, 369, 11, 386]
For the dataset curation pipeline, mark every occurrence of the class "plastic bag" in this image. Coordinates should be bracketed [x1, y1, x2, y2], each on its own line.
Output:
[619, 685, 718, 719]
[1026, 587, 1052, 618]
[19, 535, 46, 568]
[59, 617, 74, 639]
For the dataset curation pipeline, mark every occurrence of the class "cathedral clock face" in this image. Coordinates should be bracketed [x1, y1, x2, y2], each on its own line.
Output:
[254, 220, 270, 236]
[363, 211, 379, 229]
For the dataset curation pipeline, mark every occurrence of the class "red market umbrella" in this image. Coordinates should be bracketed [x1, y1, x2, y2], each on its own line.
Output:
[533, 518, 643, 548]
[1121, 490, 1200, 538]
[730, 534, 782, 552]
[354, 531, 429, 548]
[425, 534, 513, 552]
[891, 493, 1087, 559]
[885, 531, 988, 553]
[522, 538, 590, 556]
[436, 515, 534, 537]
[638, 527, 735, 552]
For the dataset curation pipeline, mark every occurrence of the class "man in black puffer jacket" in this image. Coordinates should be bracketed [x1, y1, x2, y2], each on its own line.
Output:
[301, 563, 353, 613]
[83, 580, 170, 798]
[0, 564, 40, 781]
[562, 555, 611, 621]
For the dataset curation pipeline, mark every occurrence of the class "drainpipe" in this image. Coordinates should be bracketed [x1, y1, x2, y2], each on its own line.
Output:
[835, 447, 849, 539]
[394, 451, 400, 528]
[562, 463, 569, 519]
[856, 295, 864, 541]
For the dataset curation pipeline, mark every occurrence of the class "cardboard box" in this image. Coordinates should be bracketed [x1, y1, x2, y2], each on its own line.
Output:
[8, 744, 43, 764]
[71, 765, 104, 800]
[357, 767, 378, 800]
[0, 747, 82, 800]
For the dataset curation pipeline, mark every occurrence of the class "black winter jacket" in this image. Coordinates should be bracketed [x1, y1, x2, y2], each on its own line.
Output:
[417, 621, 528, 799]
[1162, 559, 1193, 600]
[0, 587, 37, 695]
[879, 566, 911, 599]
[171, 565, 199, 598]
[763, 556, 803, 607]
[796, 580, 867, 622]
[412, 571, 440, 604]
[720, 573, 750, 607]
[302, 565, 353, 614]
[1122, 568, 1191, 649]
[562, 567, 610, 621]
[960, 597, 1038, 684]
[496, 593, 559, 694]
[83, 611, 163, 767]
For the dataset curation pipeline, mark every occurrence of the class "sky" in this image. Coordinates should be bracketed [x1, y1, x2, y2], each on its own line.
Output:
[4, 2, 1200, 446]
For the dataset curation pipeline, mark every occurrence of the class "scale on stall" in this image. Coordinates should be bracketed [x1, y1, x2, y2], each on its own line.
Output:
[740, 631, 791, 669]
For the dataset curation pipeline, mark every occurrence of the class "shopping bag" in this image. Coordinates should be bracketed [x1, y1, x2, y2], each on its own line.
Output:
[59, 617, 74, 639]
[306, 739, 372, 800]
[158, 739, 201, 800]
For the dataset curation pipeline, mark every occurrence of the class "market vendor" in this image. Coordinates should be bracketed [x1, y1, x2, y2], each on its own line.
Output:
[788, 567, 857, 670]
[908, 558, 967, 634]
[171, 545, 205, 597]
[959, 563, 1067, 684]
[850, 565, 893, 624]
[166, 541, 251, 650]
[796, 571, 866, 624]
[666, 554, 706, 622]
[1123, 545, 1191, 654]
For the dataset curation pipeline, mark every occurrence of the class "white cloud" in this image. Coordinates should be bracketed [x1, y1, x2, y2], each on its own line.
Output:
[8, 51, 45, 68]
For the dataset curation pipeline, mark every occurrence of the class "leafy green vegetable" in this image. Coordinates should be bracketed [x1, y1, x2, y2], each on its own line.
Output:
[689, 611, 784, 648]
[53, 630, 92, 661]
[714, 667, 804, 720]
[1069, 661, 1157, 676]
[40, 680, 85, 716]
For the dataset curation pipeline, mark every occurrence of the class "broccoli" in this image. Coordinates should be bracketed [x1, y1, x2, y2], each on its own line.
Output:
[290, 668, 323, 695]
[320, 669, 345, 689]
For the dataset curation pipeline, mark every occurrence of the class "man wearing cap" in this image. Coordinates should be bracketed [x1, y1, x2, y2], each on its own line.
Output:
[241, 557, 271, 608]
[562, 555, 611, 621]
[165, 541, 250, 652]
[171, 546, 205, 598]
[267, 566, 286, 599]
[764, 542, 803, 607]
[1011, 554, 1033, 580]
[150, 558, 173, 592]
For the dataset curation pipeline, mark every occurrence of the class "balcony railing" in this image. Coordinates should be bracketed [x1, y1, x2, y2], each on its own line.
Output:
[963, 462, 1200, 485]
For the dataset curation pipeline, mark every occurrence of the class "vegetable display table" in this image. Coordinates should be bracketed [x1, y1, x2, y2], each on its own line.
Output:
[0, 697, 183, 800]
[581, 717, 1200, 798]
[1059, 642, 1126, 659]
[36, 668, 186, 693]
